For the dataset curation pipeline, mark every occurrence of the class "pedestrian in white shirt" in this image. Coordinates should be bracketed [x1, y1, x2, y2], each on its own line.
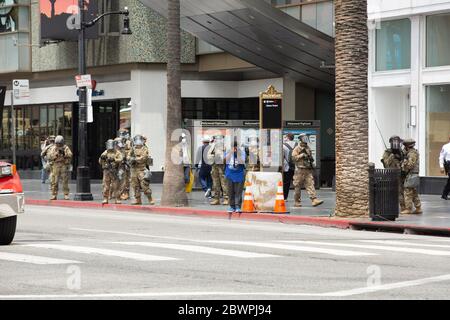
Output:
[439, 135, 450, 200]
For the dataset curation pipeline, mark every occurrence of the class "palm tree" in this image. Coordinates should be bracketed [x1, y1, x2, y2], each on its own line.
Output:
[160, 0, 188, 207]
[334, 0, 369, 217]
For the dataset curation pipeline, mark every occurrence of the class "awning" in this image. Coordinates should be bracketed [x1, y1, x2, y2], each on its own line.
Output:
[139, 0, 335, 91]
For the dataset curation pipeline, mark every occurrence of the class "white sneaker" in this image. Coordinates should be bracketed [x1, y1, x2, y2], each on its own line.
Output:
[205, 188, 212, 198]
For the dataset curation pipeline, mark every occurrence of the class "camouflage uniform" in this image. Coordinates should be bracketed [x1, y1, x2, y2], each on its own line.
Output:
[401, 144, 422, 214]
[99, 149, 123, 204]
[291, 143, 323, 207]
[381, 149, 406, 211]
[47, 144, 73, 200]
[120, 139, 132, 200]
[207, 141, 229, 205]
[246, 145, 260, 173]
[130, 145, 154, 205]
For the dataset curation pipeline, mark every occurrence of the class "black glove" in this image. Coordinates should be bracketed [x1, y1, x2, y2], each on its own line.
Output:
[101, 154, 107, 161]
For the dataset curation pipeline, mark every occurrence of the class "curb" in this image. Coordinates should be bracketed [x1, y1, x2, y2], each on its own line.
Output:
[25, 199, 450, 237]
[25, 199, 351, 229]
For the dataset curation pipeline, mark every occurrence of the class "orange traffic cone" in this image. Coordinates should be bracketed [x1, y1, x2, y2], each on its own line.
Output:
[273, 180, 289, 214]
[241, 181, 257, 213]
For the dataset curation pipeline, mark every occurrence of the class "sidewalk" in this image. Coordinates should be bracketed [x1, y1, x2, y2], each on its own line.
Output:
[22, 179, 450, 236]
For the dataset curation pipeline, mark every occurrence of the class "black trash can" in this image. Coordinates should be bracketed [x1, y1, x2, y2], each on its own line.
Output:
[368, 163, 400, 221]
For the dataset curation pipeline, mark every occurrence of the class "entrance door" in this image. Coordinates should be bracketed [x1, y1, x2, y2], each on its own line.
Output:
[87, 101, 119, 179]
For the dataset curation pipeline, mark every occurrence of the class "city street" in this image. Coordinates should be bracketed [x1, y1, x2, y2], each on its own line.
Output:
[1, 205, 449, 300]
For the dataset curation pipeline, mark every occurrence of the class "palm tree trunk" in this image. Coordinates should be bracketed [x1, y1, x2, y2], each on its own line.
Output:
[161, 0, 188, 207]
[334, 0, 369, 217]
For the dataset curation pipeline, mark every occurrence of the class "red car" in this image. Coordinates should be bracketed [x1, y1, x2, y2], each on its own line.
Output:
[0, 162, 25, 245]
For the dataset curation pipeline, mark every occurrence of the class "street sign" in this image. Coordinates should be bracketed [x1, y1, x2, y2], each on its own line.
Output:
[260, 85, 283, 130]
[75, 74, 92, 88]
[12, 79, 30, 103]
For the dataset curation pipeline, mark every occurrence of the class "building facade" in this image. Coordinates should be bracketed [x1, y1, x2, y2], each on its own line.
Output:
[0, 0, 336, 185]
[368, 0, 450, 193]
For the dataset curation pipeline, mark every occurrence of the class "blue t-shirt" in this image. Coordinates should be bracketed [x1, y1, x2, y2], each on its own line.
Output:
[224, 149, 246, 183]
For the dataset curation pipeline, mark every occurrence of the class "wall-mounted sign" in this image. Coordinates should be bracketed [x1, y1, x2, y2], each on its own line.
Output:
[40, 0, 98, 42]
[12, 79, 30, 103]
[75, 74, 92, 88]
[260, 85, 283, 130]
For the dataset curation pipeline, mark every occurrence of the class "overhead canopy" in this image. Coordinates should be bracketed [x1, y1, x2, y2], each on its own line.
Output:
[140, 0, 335, 91]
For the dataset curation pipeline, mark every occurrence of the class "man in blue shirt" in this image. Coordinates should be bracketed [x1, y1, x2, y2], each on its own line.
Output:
[224, 141, 246, 213]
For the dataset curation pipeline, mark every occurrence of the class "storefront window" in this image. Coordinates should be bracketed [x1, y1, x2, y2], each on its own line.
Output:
[0, 103, 72, 169]
[426, 14, 450, 67]
[426, 85, 450, 176]
[376, 19, 411, 71]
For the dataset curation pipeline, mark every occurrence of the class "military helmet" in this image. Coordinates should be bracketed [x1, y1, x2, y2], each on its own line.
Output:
[105, 139, 116, 151]
[114, 137, 124, 149]
[55, 135, 64, 146]
[118, 128, 130, 140]
[298, 133, 309, 144]
[133, 134, 144, 146]
[389, 135, 402, 150]
[402, 138, 416, 146]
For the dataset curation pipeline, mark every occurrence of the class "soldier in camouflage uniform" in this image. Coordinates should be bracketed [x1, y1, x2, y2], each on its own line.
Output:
[381, 135, 406, 212]
[129, 134, 155, 205]
[117, 129, 132, 200]
[207, 135, 229, 206]
[291, 134, 323, 208]
[99, 139, 123, 204]
[47, 135, 73, 200]
[246, 137, 260, 173]
[41, 135, 56, 183]
[401, 139, 422, 214]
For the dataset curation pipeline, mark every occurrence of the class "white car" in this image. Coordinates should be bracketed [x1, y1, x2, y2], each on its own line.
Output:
[0, 162, 25, 245]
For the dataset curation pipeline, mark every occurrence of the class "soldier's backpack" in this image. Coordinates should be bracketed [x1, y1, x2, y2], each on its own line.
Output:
[284, 142, 298, 171]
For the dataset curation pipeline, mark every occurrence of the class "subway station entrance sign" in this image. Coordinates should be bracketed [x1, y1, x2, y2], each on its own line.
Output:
[259, 85, 283, 130]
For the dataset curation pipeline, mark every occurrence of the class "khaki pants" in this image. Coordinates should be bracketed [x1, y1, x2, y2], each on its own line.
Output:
[103, 170, 120, 200]
[404, 187, 421, 210]
[293, 168, 317, 203]
[50, 164, 69, 196]
[131, 169, 152, 200]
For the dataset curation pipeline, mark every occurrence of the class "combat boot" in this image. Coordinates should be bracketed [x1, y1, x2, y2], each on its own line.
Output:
[401, 209, 412, 215]
[115, 200, 122, 205]
[147, 195, 155, 205]
[102, 198, 109, 205]
[121, 193, 129, 201]
[131, 198, 142, 205]
[210, 199, 220, 205]
[312, 198, 324, 207]
[64, 194, 70, 200]
[222, 198, 229, 206]
[293, 202, 302, 208]
[50, 195, 57, 201]
[413, 207, 423, 214]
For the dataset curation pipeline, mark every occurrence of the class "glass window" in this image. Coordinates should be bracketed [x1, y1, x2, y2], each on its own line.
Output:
[281, 6, 301, 20]
[426, 14, 450, 67]
[316, 1, 334, 37]
[64, 104, 72, 147]
[376, 19, 411, 71]
[48, 105, 56, 135]
[301, 4, 317, 29]
[426, 85, 450, 176]
[40, 105, 48, 136]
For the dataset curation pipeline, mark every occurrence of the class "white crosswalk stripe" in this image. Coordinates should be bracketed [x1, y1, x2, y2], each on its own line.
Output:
[360, 240, 450, 249]
[23, 244, 178, 262]
[0, 252, 81, 265]
[279, 240, 450, 256]
[203, 241, 377, 257]
[115, 242, 280, 258]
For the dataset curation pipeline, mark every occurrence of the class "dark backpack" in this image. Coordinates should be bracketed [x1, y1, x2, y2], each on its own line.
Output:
[284, 142, 297, 170]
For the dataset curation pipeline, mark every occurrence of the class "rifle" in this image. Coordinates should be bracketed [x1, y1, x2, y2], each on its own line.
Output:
[300, 148, 315, 168]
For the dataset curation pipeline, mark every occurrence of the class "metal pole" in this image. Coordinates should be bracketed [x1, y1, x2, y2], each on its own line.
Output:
[10, 91, 16, 165]
[74, 0, 93, 201]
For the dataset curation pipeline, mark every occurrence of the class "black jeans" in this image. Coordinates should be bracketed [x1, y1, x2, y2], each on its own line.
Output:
[227, 180, 244, 209]
[443, 173, 450, 198]
[283, 169, 295, 200]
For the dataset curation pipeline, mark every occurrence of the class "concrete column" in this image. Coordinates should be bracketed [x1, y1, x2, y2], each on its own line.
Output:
[295, 84, 315, 120]
[282, 77, 296, 120]
[130, 68, 167, 172]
